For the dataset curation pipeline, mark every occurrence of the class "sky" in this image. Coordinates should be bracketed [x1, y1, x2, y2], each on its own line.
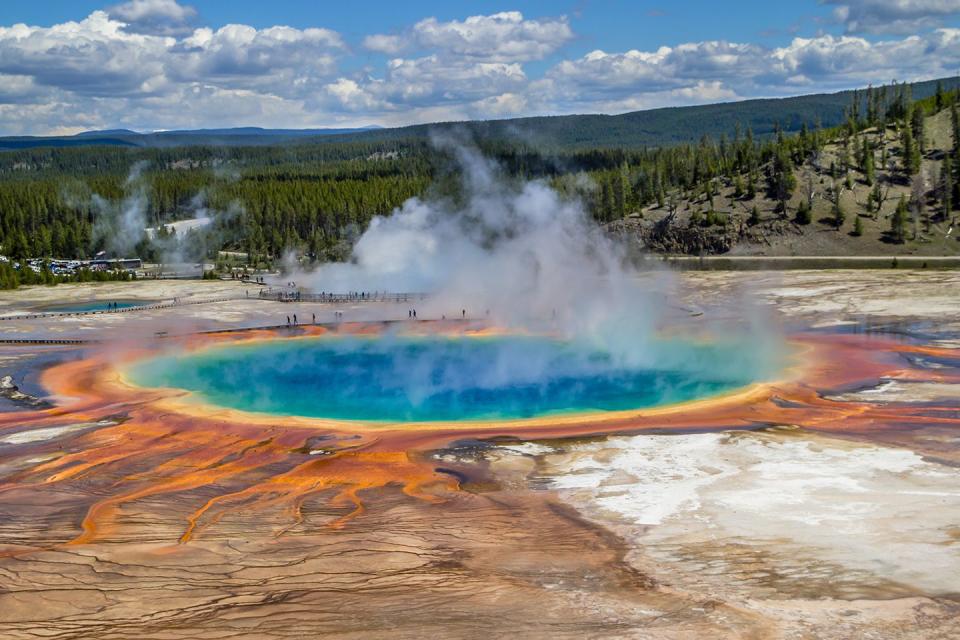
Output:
[0, 0, 959, 135]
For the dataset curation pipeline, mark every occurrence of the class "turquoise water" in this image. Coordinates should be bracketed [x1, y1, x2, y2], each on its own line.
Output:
[44, 299, 146, 313]
[128, 335, 769, 422]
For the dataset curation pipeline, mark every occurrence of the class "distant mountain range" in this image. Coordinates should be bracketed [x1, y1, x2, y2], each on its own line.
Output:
[0, 126, 383, 150]
[76, 126, 384, 138]
[2, 76, 957, 151]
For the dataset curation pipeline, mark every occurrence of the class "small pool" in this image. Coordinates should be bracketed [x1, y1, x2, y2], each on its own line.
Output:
[127, 335, 777, 422]
[42, 299, 150, 313]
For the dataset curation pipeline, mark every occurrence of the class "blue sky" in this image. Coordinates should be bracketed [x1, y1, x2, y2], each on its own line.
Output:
[0, 0, 958, 134]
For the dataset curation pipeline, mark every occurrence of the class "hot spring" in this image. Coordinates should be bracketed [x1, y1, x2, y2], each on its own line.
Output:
[126, 334, 778, 423]
[42, 299, 149, 313]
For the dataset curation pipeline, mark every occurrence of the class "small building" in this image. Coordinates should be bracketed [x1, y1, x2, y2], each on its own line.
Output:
[90, 258, 143, 271]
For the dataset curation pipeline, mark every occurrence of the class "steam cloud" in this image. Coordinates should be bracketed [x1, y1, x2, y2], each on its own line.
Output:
[92, 160, 150, 257]
[308, 146, 632, 334]
[296, 139, 735, 369]
[92, 164, 240, 267]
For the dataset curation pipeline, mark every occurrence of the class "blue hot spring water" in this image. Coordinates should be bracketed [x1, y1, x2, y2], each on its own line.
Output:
[127, 335, 772, 422]
[44, 299, 146, 313]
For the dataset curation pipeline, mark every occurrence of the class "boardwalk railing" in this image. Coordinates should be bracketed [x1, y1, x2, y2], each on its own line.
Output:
[4, 296, 240, 321]
[258, 291, 427, 303]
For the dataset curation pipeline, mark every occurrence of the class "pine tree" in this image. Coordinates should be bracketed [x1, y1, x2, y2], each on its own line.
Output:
[866, 84, 877, 125]
[870, 182, 883, 218]
[902, 125, 920, 175]
[852, 215, 863, 237]
[748, 205, 760, 226]
[767, 147, 796, 216]
[890, 195, 909, 244]
[795, 200, 812, 225]
[833, 201, 846, 230]
[942, 155, 954, 219]
[613, 164, 628, 219]
[911, 107, 926, 154]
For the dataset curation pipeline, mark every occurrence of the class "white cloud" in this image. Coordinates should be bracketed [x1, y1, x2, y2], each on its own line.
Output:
[364, 11, 573, 62]
[385, 56, 526, 100]
[542, 30, 960, 112]
[323, 78, 388, 111]
[823, 0, 960, 34]
[471, 92, 529, 117]
[0, 6, 959, 134]
[108, 0, 197, 37]
[0, 11, 345, 100]
[0, 9, 346, 131]
[320, 55, 527, 117]
[173, 24, 343, 91]
[362, 33, 405, 56]
[0, 12, 172, 97]
[547, 43, 764, 97]
[772, 30, 960, 85]
[0, 73, 45, 104]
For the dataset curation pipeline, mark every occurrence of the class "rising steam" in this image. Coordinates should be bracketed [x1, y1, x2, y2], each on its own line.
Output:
[296, 141, 769, 376]
[92, 163, 239, 266]
[298, 139, 692, 366]
[92, 160, 150, 257]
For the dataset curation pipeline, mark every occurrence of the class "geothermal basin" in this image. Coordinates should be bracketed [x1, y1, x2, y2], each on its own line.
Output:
[1, 273, 959, 639]
[125, 333, 775, 422]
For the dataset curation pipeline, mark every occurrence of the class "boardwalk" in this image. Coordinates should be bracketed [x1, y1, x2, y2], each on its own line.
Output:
[258, 290, 427, 303]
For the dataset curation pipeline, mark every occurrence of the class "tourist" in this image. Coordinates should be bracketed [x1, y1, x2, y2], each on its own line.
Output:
[293, 314, 297, 325]
[286, 315, 290, 326]
[312, 313, 316, 324]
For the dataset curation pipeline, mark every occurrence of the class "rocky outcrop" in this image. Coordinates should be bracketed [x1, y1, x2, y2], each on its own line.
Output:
[610, 214, 736, 255]
[0, 375, 50, 408]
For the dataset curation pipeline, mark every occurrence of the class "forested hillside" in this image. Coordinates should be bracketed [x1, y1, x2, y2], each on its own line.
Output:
[0, 78, 958, 288]
[327, 77, 960, 150]
[621, 81, 960, 257]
